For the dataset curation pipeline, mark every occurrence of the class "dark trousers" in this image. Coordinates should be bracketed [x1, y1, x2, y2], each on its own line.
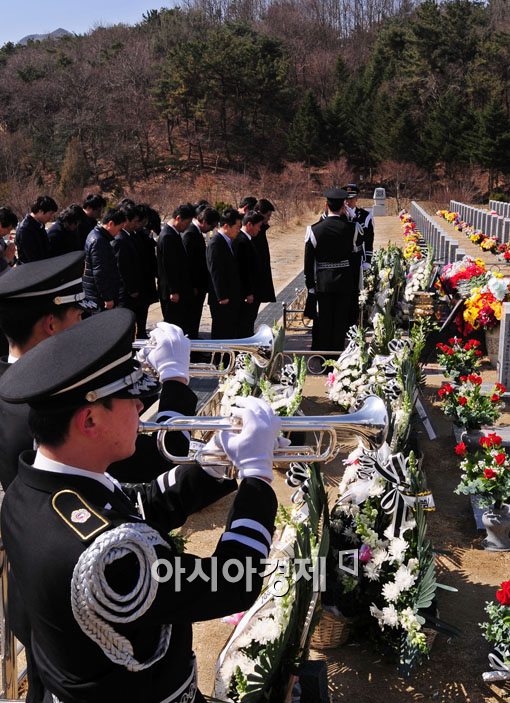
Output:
[349, 252, 363, 328]
[121, 296, 149, 339]
[210, 301, 240, 339]
[161, 298, 191, 335]
[188, 289, 207, 339]
[237, 300, 260, 338]
[312, 289, 353, 352]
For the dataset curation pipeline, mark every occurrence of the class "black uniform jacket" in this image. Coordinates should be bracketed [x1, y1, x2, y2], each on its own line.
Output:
[112, 229, 142, 305]
[206, 232, 241, 305]
[0, 358, 32, 490]
[2, 454, 277, 702]
[15, 215, 50, 263]
[304, 215, 355, 293]
[181, 223, 208, 293]
[157, 225, 192, 302]
[352, 206, 374, 263]
[251, 224, 275, 302]
[233, 231, 259, 299]
[83, 226, 121, 306]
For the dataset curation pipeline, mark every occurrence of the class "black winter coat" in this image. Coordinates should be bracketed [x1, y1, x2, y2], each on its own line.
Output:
[83, 226, 121, 306]
[15, 215, 50, 263]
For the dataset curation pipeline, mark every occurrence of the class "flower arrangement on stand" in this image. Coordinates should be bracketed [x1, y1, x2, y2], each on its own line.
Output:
[258, 356, 306, 417]
[481, 581, 510, 687]
[214, 464, 329, 702]
[326, 328, 370, 411]
[454, 433, 510, 509]
[404, 246, 434, 303]
[437, 375, 504, 429]
[454, 434, 510, 551]
[439, 256, 488, 298]
[435, 337, 483, 381]
[463, 276, 509, 333]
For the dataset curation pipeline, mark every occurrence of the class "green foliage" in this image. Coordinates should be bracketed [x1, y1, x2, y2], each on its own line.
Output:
[287, 90, 326, 164]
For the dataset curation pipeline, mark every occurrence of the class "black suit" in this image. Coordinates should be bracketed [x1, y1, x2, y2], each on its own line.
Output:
[131, 227, 158, 338]
[206, 232, 241, 339]
[157, 224, 192, 334]
[304, 214, 355, 351]
[112, 229, 141, 312]
[251, 223, 275, 302]
[15, 215, 50, 263]
[233, 230, 259, 337]
[182, 222, 208, 339]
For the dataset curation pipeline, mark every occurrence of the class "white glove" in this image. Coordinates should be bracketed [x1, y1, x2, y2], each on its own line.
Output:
[218, 397, 281, 482]
[145, 322, 191, 383]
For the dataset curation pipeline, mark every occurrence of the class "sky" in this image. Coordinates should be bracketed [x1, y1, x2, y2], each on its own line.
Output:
[0, 0, 173, 47]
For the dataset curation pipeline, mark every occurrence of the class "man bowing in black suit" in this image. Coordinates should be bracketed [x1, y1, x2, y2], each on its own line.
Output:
[206, 208, 242, 339]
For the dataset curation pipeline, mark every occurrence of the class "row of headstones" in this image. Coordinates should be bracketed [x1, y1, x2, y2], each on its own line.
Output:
[449, 199, 510, 243]
[489, 199, 510, 218]
[410, 201, 466, 263]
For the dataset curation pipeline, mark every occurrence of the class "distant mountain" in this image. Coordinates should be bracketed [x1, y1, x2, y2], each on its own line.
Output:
[18, 28, 72, 45]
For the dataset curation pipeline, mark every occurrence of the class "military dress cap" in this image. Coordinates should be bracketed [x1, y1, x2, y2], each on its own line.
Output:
[344, 183, 359, 197]
[323, 187, 350, 200]
[0, 308, 160, 409]
[0, 251, 94, 310]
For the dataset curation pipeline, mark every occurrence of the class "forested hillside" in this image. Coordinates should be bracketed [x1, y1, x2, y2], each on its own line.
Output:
[0, 0, 508, 206]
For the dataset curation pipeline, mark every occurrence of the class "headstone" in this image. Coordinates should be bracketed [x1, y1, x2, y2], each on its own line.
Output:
[495, 216, 504, 240]
[498, 302, 510, 387]
[502, 219, 510, 244]
[372, 187, 386, 216]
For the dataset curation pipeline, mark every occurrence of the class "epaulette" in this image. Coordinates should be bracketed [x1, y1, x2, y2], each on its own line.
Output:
[51, 489, 111, 542]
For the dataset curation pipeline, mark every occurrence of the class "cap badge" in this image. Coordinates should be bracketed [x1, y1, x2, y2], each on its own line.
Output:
[71, 508, 91, 524]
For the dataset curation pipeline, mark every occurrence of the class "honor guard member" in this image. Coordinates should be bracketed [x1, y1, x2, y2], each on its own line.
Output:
[344, 184, 374, 266]
[0, 251, 94, 703]
[343, 184, 373, 326]
[0, 251, 95, 491]
[0, 308, 279, 703]
[304, 188, 356, 352]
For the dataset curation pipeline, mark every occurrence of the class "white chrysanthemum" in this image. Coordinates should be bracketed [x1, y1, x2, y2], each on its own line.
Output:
[394, 564, 417, 592]
[380, 604, 400, 628]
[342, 526, 357, 544]
[371, 547, 388, 567]
[382, 581, 401, 602]
[364, 561, 382, 581]
[388, 537, 408, 563]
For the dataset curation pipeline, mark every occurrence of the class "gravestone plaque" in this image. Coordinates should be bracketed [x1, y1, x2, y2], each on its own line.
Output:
[498, 302, 510, 387]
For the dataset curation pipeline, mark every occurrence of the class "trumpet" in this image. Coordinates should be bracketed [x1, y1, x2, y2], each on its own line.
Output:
[138, 395, 388, 466]
[133, 325, 274, 377]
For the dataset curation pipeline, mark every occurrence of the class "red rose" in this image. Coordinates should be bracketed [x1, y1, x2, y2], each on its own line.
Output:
[505, 251, 510, 261]
[480, 436, 492, 448]
[459, 375, 468, 382]
[443, 384, 453, 394]
[496, 580, 510, 606]
[458, 396, 467, 406]
[468, 374, 482, 385]
[475, 351, 483, 357]
[454, 442, 467, 456]
[471, 340, 481, 347]
[449, 337, 460, 345]
[488, 433, 503, 446]
[496, 383, 506, 393]
[491, 394, 501, 403]
[484, 468, 497, 479]
[495, 453, 507, 466]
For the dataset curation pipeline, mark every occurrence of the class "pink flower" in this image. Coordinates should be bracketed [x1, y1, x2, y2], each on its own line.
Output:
[222, 611, 245, 625]
[359, 544, 373, 563]
[326, 372, 336, 388]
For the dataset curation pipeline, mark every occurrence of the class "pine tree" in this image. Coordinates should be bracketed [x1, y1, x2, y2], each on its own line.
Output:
[476, 97, 510, 192]
[287, 91, 325, 164]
